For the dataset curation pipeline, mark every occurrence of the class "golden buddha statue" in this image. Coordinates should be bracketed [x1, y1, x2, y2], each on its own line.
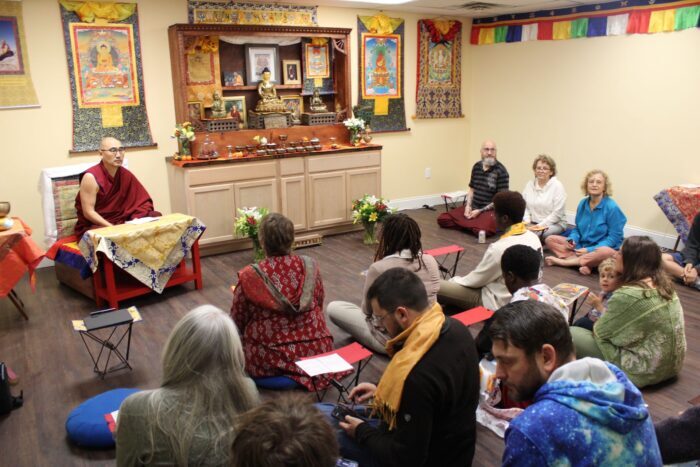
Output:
[309, 88, 328, 113]
[254, 68, 286, 113]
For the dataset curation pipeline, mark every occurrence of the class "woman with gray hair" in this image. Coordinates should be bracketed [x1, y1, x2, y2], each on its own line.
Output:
[522, 154, 567, 239]
[116, 305, 259, 466]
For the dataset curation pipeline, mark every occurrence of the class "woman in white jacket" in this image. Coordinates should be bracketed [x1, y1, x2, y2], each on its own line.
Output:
[522, 154, 567, 239]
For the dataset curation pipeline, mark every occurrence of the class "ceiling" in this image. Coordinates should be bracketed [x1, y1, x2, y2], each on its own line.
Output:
[285, 0, 612, 18]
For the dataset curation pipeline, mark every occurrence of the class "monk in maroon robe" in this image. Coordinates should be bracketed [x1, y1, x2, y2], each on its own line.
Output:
[74, 137, 160, 238]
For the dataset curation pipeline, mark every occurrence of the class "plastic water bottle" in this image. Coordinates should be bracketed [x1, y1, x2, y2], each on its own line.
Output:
[478, 230, 486, 244]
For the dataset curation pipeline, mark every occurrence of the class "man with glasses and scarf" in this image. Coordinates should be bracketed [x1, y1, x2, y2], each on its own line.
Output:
[74, 136, 160, 238]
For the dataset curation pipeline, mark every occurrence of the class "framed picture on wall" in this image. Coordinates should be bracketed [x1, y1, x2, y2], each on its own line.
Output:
[304, 42, 330, 80]
[282, 60, 301, 85]
[186, 101, 206, 131]
[223, 96, 247, 128]
[245, 44, 279, 84]
[281, 94, 303, 124]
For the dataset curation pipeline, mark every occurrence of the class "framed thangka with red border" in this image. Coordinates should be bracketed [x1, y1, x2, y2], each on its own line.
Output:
[69, 24, 139, 108]
[0, 1, 38, 109]
[415, 19, 462, 119]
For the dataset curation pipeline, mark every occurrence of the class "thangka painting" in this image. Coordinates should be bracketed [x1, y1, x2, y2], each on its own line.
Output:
[59, 1, 154, 152]
[416, 19, 462, 119]
[69, 24, 139, 108]
[189, 1, 317, 26]
[357, 14, 406, 132]
[0, 1, 38, 108]
[301, 38, 333, 95]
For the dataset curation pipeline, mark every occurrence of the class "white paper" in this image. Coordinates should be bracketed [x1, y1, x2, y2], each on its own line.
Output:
[125, 217, 158, 225]
[295, 353, 353, 377]
[110, 410, 119, 424]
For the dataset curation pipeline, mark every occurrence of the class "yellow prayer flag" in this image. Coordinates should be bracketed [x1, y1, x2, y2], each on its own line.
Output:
[553, 21, 572, 40]
[479, 28, 495, 45]
[649, 9, 676, 33]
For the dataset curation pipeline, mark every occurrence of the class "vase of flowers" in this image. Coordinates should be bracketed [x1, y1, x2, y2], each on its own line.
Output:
[234, 206, 269, 262]
[173, 121, 196, 160]
[351, 194, 393, 245]
[343, 117, 366, 147]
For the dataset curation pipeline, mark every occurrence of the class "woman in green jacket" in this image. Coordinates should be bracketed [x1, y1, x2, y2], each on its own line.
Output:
[571, 236, 686, 388]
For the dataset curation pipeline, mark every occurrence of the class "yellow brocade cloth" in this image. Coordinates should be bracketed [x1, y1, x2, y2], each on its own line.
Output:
[500, 222, 528, 239]
[78, 213, 205, 293]
[374, 303, 445, 430]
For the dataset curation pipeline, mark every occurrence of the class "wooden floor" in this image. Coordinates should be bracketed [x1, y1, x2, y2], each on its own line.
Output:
[1, 207, 698, 467]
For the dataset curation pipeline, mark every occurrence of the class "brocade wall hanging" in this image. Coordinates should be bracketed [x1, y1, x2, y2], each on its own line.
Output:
[416, 19, 462, 119]
[59, 1, 154, 153]
[471, 0, 700, 45]
[188, 1, 317, 26]
[357, 14, 406, 132]
[0, 0, 38, 109]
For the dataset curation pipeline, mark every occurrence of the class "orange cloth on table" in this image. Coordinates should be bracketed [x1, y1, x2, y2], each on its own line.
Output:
[0, 218, 45, 297]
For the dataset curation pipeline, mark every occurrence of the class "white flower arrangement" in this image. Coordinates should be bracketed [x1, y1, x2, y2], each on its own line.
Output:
[343, 117, 366, 132]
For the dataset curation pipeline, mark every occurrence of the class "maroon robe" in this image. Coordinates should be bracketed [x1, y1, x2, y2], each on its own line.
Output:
[74, 162, 159, 238]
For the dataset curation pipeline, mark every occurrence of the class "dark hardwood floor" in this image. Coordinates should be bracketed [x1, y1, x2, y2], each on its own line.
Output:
[1, 207, 698, 466]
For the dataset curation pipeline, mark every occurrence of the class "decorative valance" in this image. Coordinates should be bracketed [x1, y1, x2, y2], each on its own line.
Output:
[471, 0, 700, 45]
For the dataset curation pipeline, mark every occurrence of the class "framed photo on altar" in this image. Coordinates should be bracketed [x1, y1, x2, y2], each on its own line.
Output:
[223, 96, 247, 128]
[282, 60, 301, 85]
[304, 43, 329, 80]
[281, 94, 303, 123]
[245, 44, 279, 84]
[186, 101, 205, 131]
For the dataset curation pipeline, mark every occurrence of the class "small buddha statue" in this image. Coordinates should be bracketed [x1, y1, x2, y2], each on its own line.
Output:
[254, 67, 286, 113]
[309, 88, 328, 113]
[211, 92, 228, 118]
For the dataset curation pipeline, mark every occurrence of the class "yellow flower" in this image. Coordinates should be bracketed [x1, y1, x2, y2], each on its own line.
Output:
[369, 212, 378, 222]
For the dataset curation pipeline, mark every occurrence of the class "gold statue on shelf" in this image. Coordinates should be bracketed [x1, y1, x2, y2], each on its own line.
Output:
[309, 88, 328, 113]
[211, 92, 228, 118]
[254, 67, 286, 113]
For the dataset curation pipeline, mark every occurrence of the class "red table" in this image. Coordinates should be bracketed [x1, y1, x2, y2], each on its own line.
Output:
[0, 218, 45, 319]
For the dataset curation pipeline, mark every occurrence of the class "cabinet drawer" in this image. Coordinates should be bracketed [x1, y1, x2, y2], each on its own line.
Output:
[188, 161, 277, 186]
[307, 151, 380, 173]
[280, 157, 304, 175]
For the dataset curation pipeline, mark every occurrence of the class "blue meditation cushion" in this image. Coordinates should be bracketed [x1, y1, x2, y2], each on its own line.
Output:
[253, 376, 303, 390]
[65, 388, 139, 449]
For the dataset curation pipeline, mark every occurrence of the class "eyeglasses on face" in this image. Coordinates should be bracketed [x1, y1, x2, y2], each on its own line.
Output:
[370, 311, 390, 328]
[101, 147, 126, 155]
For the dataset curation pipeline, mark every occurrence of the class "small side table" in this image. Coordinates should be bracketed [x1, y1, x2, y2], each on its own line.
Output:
[77, 308, 135, 378]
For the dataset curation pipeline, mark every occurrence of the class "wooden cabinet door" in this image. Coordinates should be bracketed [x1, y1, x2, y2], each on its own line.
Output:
[346, 167, 381, 219]
[308, 171, 347, 227]
[187, 183, 235, 245]
[233, 178, 279, 230]
[280, 175, 307, 231]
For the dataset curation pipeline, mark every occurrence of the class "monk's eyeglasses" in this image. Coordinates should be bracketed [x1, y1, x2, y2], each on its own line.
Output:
[101, 147, 126, 155]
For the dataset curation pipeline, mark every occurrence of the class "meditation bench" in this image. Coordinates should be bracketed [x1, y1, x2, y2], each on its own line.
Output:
[40, 163, 205, 309]
[441, 190, 468, 212]
[297, 342, 373, 402]
[424, 244, 465, 279]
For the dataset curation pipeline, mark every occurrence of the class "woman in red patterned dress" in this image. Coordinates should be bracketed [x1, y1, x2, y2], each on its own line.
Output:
[231, 213, 336, 390]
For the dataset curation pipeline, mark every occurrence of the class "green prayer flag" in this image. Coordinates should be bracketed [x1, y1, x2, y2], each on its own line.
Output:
[571, 18, 589, 38]
[674, 5, 700, 30]
[494, 26, 507, 43]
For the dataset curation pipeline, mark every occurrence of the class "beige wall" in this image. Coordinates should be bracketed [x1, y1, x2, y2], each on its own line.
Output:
[469, 29, 700, 237]
[1, 1, 472, 245]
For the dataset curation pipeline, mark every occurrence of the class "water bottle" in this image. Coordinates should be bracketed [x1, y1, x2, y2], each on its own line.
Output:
[478, 230, 486, 244]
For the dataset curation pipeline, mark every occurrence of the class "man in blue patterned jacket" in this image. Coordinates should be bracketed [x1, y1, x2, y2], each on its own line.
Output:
[489, 300, 662, 467]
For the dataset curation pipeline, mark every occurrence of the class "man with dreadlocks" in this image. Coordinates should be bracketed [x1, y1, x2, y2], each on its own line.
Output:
[335, 268, 479, 466]
[327, 213, 441, 354]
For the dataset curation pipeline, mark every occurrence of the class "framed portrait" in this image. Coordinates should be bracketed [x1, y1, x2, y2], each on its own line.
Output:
[69, 23, 139, 108]
[281, 94, 303, 123]
[223, 96, 247, 128]
[361, 33, 401, 99]
[304, 43, 329, 79]
[223, 70, 245, 87]
[0, 17, 24, 75]
[186, 101, 206, 131]
[244, 44, 279, 84]
[282, 60, 301, 85]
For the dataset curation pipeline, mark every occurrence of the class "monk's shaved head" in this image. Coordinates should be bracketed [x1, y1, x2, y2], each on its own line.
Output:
[98, 136, 124, 172]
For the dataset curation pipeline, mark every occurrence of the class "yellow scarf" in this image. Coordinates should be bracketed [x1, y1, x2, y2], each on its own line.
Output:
[500, 222, 527, 239]
[373, 303, 445, 430]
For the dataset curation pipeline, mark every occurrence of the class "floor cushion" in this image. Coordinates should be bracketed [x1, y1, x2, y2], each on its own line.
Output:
[65, 388, 139, 449]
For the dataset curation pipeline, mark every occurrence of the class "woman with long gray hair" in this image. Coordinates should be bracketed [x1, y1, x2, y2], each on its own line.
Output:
[116, 305, 259, 466]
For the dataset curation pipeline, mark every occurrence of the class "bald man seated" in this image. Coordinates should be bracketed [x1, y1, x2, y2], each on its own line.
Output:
[74, 136, 161, 238]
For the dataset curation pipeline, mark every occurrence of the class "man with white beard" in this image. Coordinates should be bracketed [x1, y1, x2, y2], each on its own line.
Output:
[437, 139, 510, 236]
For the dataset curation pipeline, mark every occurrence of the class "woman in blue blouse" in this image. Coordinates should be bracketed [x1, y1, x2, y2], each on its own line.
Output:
[545, 170, 627, 275]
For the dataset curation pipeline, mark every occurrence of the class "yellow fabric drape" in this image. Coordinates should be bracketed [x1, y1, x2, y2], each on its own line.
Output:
[101, 105, 123, 127]
[310, 37, 328, 46]
[373, 303, 445, 430]
[359, 13, 403, 34]
[432, 19, 455, 35]
[648, 9, 676, 33]
[59, 1, 136, 23]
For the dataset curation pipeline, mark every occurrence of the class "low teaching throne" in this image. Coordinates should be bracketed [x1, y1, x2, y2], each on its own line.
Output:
[40, 162, 205, 309]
